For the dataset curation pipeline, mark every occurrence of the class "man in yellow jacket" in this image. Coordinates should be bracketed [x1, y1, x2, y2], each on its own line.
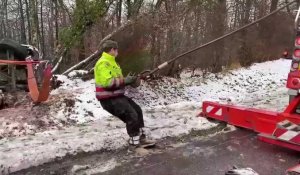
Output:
[95, 40, 155, 147]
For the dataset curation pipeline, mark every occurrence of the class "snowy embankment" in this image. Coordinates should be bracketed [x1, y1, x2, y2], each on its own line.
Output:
[0, 59, 291, 174]
[51, 58, 290, 124]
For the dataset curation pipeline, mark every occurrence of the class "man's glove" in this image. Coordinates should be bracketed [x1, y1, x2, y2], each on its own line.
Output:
[130, 77, 141, 88]
[124, 74, 137, 85]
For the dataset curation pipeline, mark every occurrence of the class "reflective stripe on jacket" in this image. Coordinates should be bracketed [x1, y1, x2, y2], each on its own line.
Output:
[94, 52, 125, 99]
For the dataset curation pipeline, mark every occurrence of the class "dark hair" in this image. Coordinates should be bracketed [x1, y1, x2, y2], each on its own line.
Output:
[103, 47, 114, 53]
[102, 40, 118, 52]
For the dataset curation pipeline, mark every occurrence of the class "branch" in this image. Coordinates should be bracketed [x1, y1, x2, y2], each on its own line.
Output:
[62, 20, 134, 75]
[51, 48, 67, 73]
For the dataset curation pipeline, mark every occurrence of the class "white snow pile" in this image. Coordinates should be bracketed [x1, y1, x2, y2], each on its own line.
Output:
[52, 58, 291, 124]
[0, 102, 216, 174]
[67, 70, 88, 77]
[71, 158, 119, 174]
[0, 58, 292, 174]
[227, 167, 259, 175]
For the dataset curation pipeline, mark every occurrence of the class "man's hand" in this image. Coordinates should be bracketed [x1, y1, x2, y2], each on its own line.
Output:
[130, 77, 141, 88]
[125, 73, 137, 85]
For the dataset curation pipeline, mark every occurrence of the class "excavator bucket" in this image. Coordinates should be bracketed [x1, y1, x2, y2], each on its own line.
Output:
[27, 61, 52, 103]
[0, 39, 52, 103]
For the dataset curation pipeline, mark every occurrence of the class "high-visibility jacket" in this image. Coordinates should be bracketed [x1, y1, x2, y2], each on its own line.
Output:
[94, 52, 125, 100]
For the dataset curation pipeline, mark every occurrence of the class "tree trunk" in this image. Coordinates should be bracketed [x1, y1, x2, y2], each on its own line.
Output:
[48, 0, 55, 60]
[126, 0, 143, 19]
[54, 0, 59, 42]
[18, 0, 27, 43]
[27, 0, 42, 50]
[270, 0, 279, 12]
[25, 0, 32, 44]
[211, 0, 226, 72]
[117, 0, 122, 27]
[40, 0, 45, 57]
[165, 0, 177, 75]
[4, 0, 8, 38]
[238, 0, 253, 67]
[259, 0, 279, 50]
[150, 0, 163, 69]
[0, 1, 6, 38]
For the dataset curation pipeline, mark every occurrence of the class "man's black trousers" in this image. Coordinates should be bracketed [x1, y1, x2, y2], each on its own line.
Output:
[99, 96, 144, 137]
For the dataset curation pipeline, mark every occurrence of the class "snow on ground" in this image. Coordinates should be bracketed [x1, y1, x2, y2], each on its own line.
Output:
[77, 158, 119, 174]
[0, 59, 292, 174]
[0, 102, 216, 174]
[51, 59, 291, 124]
[228, 167, 259, 175]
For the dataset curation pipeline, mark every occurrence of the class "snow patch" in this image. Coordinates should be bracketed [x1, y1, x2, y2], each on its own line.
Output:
[228, 167, 259, 175]
[0, 102, 215, 173]
[68, 70, 88, 78]
[82, 158, 119, 174]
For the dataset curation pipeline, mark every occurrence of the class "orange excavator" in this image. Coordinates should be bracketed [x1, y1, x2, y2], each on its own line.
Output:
[0, 39, 52, 103]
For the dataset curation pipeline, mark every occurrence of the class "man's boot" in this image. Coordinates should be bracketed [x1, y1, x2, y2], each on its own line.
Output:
[128, 136, 140, 146]
[139, 129, 156, 148]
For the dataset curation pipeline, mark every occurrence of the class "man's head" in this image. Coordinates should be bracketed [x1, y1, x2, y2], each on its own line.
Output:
[102, 40, 118, 57]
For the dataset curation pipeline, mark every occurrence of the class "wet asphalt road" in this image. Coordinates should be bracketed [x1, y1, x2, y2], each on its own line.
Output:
[102, 129, 299, 175]
[13, 129, 299, 175]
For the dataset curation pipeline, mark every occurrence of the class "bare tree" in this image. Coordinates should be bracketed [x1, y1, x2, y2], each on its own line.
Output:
[0, 0, 294, 75]
[126, 0, 144, 19]
[40, 0, 45, 56]
[4, 0, 8, 38]
[18, 0, 27, 43]
[117, 0, 123, 26]
[24, 0, 32, 43]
